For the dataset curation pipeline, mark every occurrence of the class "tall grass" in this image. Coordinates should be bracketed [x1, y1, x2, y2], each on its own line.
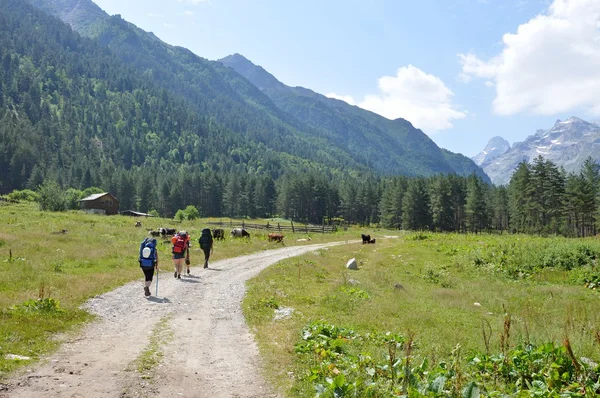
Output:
[243, 233, 600, 396]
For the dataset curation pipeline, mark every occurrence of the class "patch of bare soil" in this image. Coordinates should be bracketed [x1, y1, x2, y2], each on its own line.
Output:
[2, 242, 346, 398]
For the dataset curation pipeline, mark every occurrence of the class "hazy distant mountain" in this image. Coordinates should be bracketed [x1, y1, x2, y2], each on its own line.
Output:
[220, 54, 489, 181]
[477, 117, 600, 185]
[472, 136, 510, 167]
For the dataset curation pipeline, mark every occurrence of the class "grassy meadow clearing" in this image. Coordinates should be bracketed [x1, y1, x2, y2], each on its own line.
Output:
[0, 201, 355, 378]
[244, 232, 600, 396]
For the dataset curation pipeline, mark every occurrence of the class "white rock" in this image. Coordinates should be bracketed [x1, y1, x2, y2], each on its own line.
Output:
[5, 354, 30, 361]
[473, 302, 482, 307]
[274, 307, 295, 321]
[346, 258, 358, 270]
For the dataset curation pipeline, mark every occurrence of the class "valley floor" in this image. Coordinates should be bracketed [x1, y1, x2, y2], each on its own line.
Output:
[1, 243, 347, 398]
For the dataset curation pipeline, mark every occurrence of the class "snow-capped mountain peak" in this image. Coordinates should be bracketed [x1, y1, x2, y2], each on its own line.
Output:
[474, 117, 600, 185]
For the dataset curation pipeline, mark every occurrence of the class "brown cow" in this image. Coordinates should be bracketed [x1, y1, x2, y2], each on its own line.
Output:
[268, 233, 284, 243]
[213, 228, 225, 240]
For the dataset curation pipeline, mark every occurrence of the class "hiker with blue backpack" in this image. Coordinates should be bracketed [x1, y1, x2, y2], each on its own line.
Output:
[139, 237, 159, 297]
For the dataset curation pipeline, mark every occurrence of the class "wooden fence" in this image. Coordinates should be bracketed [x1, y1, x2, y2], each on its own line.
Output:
[206, 220, 337, 234]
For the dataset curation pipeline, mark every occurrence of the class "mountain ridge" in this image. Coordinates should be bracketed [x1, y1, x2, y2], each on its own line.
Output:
[475, 117, 600, 185]
[26, 0, 489, 181]
[219, 53, 490, 181]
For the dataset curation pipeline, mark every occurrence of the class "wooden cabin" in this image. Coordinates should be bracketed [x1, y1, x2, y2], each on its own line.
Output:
[79, 193, 119, 215]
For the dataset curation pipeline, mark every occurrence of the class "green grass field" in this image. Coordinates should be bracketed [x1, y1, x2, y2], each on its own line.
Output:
[0, 201, 355, 378]
[243, 232, 600, 396]
[3, 201, 600, 395]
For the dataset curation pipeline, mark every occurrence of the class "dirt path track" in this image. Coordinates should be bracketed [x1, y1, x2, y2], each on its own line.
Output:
[3, 242, 346, 398]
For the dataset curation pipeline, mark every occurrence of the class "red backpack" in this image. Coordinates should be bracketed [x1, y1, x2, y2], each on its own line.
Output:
[172, 233, 188, 254]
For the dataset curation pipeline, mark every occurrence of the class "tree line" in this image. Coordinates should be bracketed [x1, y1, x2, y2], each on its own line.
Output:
[10, 155, 599, 238]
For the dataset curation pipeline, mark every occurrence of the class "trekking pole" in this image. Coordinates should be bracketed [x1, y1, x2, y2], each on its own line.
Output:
[155, 267, 159, 296]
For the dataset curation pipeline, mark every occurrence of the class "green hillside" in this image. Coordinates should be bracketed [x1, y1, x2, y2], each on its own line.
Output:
[0, 0, 352, 210]
[220, 54, 490, 181]
[26, 0, 488, 181]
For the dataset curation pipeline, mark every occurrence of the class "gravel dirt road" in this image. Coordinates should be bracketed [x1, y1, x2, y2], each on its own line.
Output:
[2, 242, 347, 398]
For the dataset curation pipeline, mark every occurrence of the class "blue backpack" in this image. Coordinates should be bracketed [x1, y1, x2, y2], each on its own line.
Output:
[139, 238, 157, 268]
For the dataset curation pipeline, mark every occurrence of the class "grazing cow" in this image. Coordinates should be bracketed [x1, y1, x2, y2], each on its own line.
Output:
[268, 233, 284, 243]
[213, 228, 225, 240]
[369, 238, 376, 244]
[135, 221, 142, 227]
[361, 234, 371, 244]
[160, 227, 177, 236]
[231, 228, 250, 238]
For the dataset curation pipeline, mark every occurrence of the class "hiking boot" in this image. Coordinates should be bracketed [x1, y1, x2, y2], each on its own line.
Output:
[187, 268, 190, 275]
[144, 286, 151, 297]
[174, 271, 178, 278]
[204, 261, 208, 269]
[177, 274, 181, 279]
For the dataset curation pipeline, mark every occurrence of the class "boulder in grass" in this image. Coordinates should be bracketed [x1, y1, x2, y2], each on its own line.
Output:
[346, 258, 358, 270]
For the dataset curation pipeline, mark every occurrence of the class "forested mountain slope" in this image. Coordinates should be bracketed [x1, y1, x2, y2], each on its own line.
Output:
[219, 54, 489, 181]
[0, 0, 342, 196]
[25, 0, 369, 174]
[27, 0, 488, 181]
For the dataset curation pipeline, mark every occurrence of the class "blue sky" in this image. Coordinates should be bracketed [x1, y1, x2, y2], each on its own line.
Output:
[91, 0, 600, 157]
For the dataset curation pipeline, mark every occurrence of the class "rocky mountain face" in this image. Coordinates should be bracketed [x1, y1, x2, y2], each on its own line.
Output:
[472, 136, 510, 167]
[475, 117, 600, 185]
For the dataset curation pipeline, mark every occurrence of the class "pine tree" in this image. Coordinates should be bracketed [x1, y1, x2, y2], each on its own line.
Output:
[465, 174, 488, 233]
[401, 179, 431, 230]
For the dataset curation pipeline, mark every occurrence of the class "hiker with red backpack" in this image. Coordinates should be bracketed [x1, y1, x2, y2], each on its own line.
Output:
[139, 237, 159, 297]
[171, 231, 190, 279]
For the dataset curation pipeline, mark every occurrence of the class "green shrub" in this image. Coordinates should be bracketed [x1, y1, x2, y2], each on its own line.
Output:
[64, 188, 84, 210]
[11, 298, 63, 315]
[37, 180, 67, 211]
[7, 189, 39, 202]
[184, 205, 200, 220]
[294, 321, 600, 397]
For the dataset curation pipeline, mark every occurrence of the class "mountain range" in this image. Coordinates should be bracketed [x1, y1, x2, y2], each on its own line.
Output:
[473, 117, 600, 185]
[24, 0, 488, 182]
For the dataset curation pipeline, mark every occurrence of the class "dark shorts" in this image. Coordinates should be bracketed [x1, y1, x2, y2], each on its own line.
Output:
[172, 253, 186, 259]
[141, 266, 155, 282]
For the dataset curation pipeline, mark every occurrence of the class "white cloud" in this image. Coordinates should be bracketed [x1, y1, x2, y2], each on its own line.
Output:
[459, 0, 600, 116]
[184, 10, 195, 16]
[325, 93, 356, 105]
[328, 66, 466, 132]
[357, 65, 466, 132]
[164, 23, 173, 28]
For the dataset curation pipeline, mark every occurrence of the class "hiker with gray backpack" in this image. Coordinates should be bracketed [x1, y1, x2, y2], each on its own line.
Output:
[198, 228, 214, 269]
[139, 237, 159, 297]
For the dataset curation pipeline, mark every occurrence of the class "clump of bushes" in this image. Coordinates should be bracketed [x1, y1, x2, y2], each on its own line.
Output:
[467, 238, 600, 278]
[294, 321, 600, 397]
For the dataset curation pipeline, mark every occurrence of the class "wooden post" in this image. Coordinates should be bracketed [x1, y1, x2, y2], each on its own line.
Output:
[291, 221, 295, 233]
